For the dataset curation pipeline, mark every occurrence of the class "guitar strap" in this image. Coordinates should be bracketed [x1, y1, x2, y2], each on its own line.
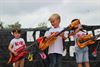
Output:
[62, 39, 66, 50]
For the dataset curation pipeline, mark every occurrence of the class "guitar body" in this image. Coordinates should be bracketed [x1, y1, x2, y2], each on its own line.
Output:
[77, 40, 95, 49]
[79, 34, 93, 41]
[76, 33, 100, 49]
[8, 50, 29, 64]
[39, 37, 57, 51]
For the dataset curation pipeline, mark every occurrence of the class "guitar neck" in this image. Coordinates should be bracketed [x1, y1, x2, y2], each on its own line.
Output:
[89, 34, 100, 41]
[55, 27, 68, 37]
[23, 41, 38, 51]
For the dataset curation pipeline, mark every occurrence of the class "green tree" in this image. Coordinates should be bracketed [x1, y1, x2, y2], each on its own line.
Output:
[37, 22, 47, 29]
[8, 21, 21, 29]
[0, 21, 4, 29]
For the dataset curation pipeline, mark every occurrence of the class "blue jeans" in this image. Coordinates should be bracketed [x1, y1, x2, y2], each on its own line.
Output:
[49, 53, 62, 67]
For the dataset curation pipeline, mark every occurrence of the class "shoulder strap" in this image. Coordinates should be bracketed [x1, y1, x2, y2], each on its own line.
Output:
[62, 39, 66, 50]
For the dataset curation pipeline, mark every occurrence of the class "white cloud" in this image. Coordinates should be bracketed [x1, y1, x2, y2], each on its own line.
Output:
[20, 7, 51, 28]
[0, 0, 100, 28]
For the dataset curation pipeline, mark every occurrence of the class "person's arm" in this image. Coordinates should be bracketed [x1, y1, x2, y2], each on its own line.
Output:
[59, 32, 68, 40]
[22, 38, 26, 48]
[8, 44, 17, 56]
[69, 27, 81, 36]
[8, 44, 13, 53]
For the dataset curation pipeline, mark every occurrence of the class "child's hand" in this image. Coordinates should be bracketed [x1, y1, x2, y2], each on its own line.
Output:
[70, 32, 75, 36]
[59, 32, 67, 40]
[59, 32, 64, 37]
[51, 32, 58, 37]
[13, 52, 18, 56]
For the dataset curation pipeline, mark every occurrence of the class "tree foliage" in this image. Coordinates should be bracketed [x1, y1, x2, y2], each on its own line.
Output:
[8, 21, 21, 29]
[0, 22, 4, 29]
[37, 22, 47, 28]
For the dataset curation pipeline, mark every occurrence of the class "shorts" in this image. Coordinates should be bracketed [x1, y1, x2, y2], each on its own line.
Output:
[75, 50, 89, 63]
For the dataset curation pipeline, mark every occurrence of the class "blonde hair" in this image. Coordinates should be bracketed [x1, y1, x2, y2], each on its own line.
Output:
[48, 13, 61, 22]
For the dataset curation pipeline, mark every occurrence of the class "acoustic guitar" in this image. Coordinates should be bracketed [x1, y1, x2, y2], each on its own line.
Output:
[76, 34, 100, 49]
[38, 21, 81, 51]
[38, 27, 70, 51]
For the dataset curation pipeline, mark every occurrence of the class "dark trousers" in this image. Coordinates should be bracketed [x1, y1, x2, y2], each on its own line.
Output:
[49, 53, 62, 67]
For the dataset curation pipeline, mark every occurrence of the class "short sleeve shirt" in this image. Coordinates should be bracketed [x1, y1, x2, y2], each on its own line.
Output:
[10, 38, 26, 52]
[45, 27, 66, 55]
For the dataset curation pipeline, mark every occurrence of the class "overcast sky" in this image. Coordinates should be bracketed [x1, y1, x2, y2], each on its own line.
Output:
[0, 0, 100, 28]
